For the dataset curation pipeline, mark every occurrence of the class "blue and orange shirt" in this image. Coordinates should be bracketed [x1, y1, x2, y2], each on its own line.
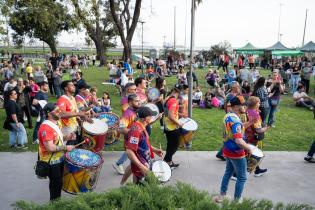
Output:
[222, 112, 245, 159]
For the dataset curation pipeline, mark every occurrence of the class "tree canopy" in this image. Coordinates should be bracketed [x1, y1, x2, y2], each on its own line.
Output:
[6, 0, 75, 54]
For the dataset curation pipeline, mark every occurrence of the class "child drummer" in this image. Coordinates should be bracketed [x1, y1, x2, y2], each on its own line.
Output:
[125, 106, 163, 183]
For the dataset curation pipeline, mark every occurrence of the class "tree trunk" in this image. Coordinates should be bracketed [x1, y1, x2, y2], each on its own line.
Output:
[46, 39, 57, 54]
[96, 43, 106, 66]
[122, 41, 132, 62]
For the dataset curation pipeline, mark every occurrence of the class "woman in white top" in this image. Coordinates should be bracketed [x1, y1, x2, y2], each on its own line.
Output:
[192, 86, 203, 106]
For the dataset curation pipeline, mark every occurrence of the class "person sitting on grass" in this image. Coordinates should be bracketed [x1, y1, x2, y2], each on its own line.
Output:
[192, 86, 203, 107]
[293, 85, 314, 111]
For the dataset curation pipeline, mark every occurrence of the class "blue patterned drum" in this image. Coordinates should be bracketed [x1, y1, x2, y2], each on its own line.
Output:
[147, 87, 160, 101]
[63, 149, 104, 194]
[96, 112, 120, 147]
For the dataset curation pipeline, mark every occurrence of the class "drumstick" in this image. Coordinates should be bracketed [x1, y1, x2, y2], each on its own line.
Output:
[74, 138, 91, 147]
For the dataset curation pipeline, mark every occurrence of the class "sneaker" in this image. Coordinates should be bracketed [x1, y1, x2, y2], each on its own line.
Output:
[17, 144, 28, 149]
[254, 168, 267, 177]
[169, 162, 180, 170]
[160, 126, 164, 130]
[304, 156, 315, 163]
[216, 154, 226, 161]
[213, 194, 231, 203]
[32, 139, 39, 144]
[231, 175, 237, 181]
[10, 144, 17, 149]
[112, 163, 125, 175]
[310, 107, 314, 111]
[271, 124, 276, 128]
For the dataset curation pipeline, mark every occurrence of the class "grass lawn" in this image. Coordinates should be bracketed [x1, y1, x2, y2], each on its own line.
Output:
[0, 65, 314, 152]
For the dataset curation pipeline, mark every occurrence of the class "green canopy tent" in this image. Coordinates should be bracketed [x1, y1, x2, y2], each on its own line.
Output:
[271, 50, 303, 56]
[300, 41, 315, 52]
[235, 42, 264, 55]
[265, 41, 290, 51]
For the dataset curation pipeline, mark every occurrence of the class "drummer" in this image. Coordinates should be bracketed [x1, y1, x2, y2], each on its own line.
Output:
[37, 103, 75, 200]
[245, 96, 269, 177]
[178, 85, 191, 149]
[125, 106, 163, 183]
[215, 95, 253, 203]
[135, 77, 148, 106]
[75, 83, 92, 112]
[56, 80, 91, 145]
[113, 94, 140, 177]
[120, 83, 136, 113]
[163, 84, 183, 169]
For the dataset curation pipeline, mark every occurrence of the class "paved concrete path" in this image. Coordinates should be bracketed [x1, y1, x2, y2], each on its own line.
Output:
[0, 151, 314, 209]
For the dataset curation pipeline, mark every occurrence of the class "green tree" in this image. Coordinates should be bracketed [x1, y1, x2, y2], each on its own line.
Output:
[6, 0, 74, 54]
[109, 0, 142, 62]
[70, 0, 117, 66]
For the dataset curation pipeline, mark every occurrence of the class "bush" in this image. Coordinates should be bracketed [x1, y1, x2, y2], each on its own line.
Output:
[14, 174, 314, 210]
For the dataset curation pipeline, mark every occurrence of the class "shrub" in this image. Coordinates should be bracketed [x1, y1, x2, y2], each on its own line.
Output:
[14, 174, 314, 210]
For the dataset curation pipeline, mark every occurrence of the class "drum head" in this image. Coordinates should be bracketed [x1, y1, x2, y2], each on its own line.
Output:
[148, 88, 160, 101]
[83, 118, 108, 134]
[179, 118, 198, 131]
[97, 112, 120, 129]
[248, 144, 264, 158]
[152, 160, 172, 182]
[65, 149, 103, 168]
[144, 103, 159, 122]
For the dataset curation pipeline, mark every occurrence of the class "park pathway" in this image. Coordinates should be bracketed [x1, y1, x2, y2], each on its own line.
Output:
[0, 151, 314, 209]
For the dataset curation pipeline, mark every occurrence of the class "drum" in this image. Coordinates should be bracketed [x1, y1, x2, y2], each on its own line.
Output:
[147, 87, 160, 101]
[151, 160, 172, 182]
[63, 149, 104, 194]
[82, 118, 108, 152]
[178, 118, 198, 147]
[247, 144, 264, 173]
[144, 103, 160, 123]
[96, 112, 120, 147]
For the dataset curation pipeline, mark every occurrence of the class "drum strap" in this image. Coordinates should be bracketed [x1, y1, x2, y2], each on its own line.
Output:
[75, 94, 89, 107]
[42, 120, 64, 144]
[133, 121, 154, 159]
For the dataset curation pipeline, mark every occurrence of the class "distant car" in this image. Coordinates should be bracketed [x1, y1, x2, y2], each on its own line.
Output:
[72, 47, 81, 51]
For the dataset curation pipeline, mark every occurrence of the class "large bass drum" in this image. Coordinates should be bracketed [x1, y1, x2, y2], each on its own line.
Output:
[82, 118, 108, 152]
[96, 112, 120, 147]
[63, 149, 104, 194]
[247, 144, 264, 173]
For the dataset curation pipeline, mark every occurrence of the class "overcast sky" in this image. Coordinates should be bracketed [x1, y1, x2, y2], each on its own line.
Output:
[59, 0, 315, 49]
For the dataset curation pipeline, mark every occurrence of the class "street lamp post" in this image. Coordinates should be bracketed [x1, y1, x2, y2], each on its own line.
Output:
[139, 20, 145, 75]
[188, 0, 195, 118]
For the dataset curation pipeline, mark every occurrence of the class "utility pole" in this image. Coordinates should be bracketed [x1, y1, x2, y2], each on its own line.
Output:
[174, 6, 176, 51]
[188, 0, 195, 118]
[302, 9, 308, 47]
[139, 20, 145, 74]
[184, 0, 188, 55]
[277, 3, 283, 42]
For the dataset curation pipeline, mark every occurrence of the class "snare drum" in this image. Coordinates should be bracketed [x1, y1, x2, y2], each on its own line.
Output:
[147, 87, 160, 102]
[151, 160, 172, 182]
[96, 112, 120, 147]
[247, 144, 264, 173]
[63, 149, 104, 194]
[144, 103, 160, 123]
[178, 118, 198, 147]
[82, 118, 108, 152]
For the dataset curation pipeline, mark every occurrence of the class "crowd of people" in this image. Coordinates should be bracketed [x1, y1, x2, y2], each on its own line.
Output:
[1, 51, 315, 203]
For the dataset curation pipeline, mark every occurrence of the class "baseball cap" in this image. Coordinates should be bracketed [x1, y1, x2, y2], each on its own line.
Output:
[173, 84, 182, 92]
[78, 82, 91, 90]
[43, 103, 58, 115]
[136, 106, 157, 118]
[230, 95, 246, 106]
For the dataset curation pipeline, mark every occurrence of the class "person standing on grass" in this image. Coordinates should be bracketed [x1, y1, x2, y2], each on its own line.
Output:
[32, 81, 49, 144]
[304, 141, 315, 163]
[4, 89, 28, 149]
[253, 77, 269, 125]
[214, 95, 252, 203]
[92, 53, 96, 66]
[301, 62, 312, 94]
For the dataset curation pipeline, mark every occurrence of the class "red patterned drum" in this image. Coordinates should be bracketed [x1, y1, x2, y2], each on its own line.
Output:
[82, 118, 108, 152]
[96, 112, 121, 147]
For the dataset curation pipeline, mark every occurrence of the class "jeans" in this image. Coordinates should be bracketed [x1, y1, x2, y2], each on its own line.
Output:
[259, 106, 270, 126]
[9, 123, 28, 146]
[116, 152, 128, 165]
[307, 141, 315, 157]
[220, 157, 247, 199]
[33, 120, 43, 142]
[301, 79, 310, 94]
[53, 83, 61, 98]
[296, 100, 314, 109]
[291, 74, 301, 93]
[268, 99, 279, 125]
[164, 129, 180, 162]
